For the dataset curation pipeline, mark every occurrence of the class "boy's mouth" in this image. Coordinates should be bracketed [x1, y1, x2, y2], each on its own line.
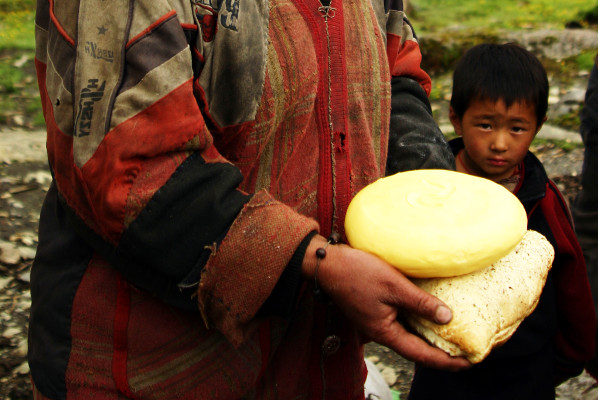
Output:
[487, 158, 508, 167]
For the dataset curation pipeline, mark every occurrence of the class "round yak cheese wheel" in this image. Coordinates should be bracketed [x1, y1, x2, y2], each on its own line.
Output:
[344, 169, 527, 278]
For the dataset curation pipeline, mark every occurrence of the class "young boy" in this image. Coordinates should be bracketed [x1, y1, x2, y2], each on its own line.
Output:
[408, 43, 597, 399]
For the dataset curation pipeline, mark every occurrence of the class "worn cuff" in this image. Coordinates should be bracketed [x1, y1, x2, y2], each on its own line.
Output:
[257, 230, 318, 318]
[198, 190, 319, 347]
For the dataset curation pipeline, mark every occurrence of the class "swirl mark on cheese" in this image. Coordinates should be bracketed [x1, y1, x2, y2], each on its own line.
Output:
[406, 179, 456, 208]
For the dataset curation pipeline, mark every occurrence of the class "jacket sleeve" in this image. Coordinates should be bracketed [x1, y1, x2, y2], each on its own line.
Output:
[386, 76, 455, 174]
[540, 181, 597, 383]
[384, 8, 455, 174]
[35, 1, 318, 345]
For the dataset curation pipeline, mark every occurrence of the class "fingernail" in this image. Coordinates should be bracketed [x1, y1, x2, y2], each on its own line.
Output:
[435, 306, 452, 324]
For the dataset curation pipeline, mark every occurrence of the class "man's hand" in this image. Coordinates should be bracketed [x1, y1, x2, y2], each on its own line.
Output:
[303, 235, 471, 371]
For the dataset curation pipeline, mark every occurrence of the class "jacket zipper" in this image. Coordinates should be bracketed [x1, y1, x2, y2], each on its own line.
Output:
[319, 3, 337, 237]
[315, 0, 351, 239]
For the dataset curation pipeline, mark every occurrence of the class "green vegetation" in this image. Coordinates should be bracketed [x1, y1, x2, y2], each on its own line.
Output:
[0, 62, 23, 93]
[547, 105, 583, 131]
[0, 0, 35, 51]
[0, 10, 35, 50]
[574, 50, 597, 72]
[0, 0, 596, 131]
[410, 0, 598, 34]
[0, 0, 35, 11]
[0, 1, 39, 128]
[412, 0, 598, 75]
[532, 137, 584, 152]
[0, 48, 42, 128]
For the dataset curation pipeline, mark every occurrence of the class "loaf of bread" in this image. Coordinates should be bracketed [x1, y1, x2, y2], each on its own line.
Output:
[403, 230, 554, 363]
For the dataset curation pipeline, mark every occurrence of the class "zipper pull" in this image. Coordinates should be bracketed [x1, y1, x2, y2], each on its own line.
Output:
[318, 4, 336, 19]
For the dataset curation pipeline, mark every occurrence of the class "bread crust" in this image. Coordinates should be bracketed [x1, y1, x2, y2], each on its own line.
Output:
[404, 230, 555, 363]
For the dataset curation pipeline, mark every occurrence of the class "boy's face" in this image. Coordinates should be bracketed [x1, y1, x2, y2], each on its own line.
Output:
[450, 98, 544, 183]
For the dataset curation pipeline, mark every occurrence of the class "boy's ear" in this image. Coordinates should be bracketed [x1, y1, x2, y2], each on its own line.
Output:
[449, 106, 463, 136]
[536, 116, 548, 134]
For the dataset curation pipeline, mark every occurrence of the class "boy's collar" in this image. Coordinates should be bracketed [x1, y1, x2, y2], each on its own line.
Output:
[455, 148, 524, 193]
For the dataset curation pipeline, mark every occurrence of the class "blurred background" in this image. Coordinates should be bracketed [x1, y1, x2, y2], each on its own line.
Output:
[0, 0, 597, 132]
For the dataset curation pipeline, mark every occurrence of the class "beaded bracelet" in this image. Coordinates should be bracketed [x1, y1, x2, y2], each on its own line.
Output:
[313, 231, 341, 302]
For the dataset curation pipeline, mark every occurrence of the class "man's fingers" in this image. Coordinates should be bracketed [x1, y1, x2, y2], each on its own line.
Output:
[434, 304, 453, 324]
[382, 321, 471, 371]
[387, 271, 453, 325]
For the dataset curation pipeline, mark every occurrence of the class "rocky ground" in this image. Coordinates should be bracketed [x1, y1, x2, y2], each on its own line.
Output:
[0, 27, 597, 400]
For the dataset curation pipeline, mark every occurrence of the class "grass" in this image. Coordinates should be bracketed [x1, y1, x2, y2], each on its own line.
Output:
[547, 106, 583, 131]
[0, 2, 38, 128]
[532, 137, 584, 151]
[574, 51, 597, 73]
[0, 1, 596, 131]
[410, 0, 598, 34]
[0, 61, 23, 93]
[0, 0, 36, 51]
[0, 10, 35, 50]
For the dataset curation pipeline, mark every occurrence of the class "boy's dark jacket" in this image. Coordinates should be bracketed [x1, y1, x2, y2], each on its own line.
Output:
[409, 137, 597, 399]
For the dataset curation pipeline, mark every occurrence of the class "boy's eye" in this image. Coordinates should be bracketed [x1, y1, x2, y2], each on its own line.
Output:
[511, 126, 526, 134]
[477, 123, 492, 130]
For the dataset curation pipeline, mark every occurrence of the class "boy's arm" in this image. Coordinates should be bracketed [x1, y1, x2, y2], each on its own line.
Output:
[387, 76, 455, 174]
[384, 9, 455, 174]
[541, 181, 597, 384]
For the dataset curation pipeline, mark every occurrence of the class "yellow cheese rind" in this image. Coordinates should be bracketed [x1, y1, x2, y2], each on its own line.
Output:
[344, 169, 527, 278]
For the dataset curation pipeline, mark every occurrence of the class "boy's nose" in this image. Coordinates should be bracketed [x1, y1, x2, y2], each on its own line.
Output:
[490, 133, 509, 152]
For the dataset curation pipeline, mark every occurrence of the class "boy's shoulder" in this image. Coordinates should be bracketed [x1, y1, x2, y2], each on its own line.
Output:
[521, 151, 549, 185]
[514, 151, 549, 205]
[522, 153, 575, 231]
[447, 137, 463, 155]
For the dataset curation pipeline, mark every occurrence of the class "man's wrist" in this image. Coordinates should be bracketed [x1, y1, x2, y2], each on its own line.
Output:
[301, 234, 330, 279]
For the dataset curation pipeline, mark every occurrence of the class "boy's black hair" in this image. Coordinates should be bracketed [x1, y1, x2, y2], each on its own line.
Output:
[450, 43, 549, 127]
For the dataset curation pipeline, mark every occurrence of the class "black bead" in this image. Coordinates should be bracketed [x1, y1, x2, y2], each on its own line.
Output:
[316, 247, 327, 259]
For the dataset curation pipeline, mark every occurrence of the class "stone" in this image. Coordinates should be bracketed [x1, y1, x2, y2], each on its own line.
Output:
[0, 241, 21, 264]
[13, 362, 30, 376]
[380, 366, 399, 386]
[3, 327, 21, 340]
[0, 277, 11, 291]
